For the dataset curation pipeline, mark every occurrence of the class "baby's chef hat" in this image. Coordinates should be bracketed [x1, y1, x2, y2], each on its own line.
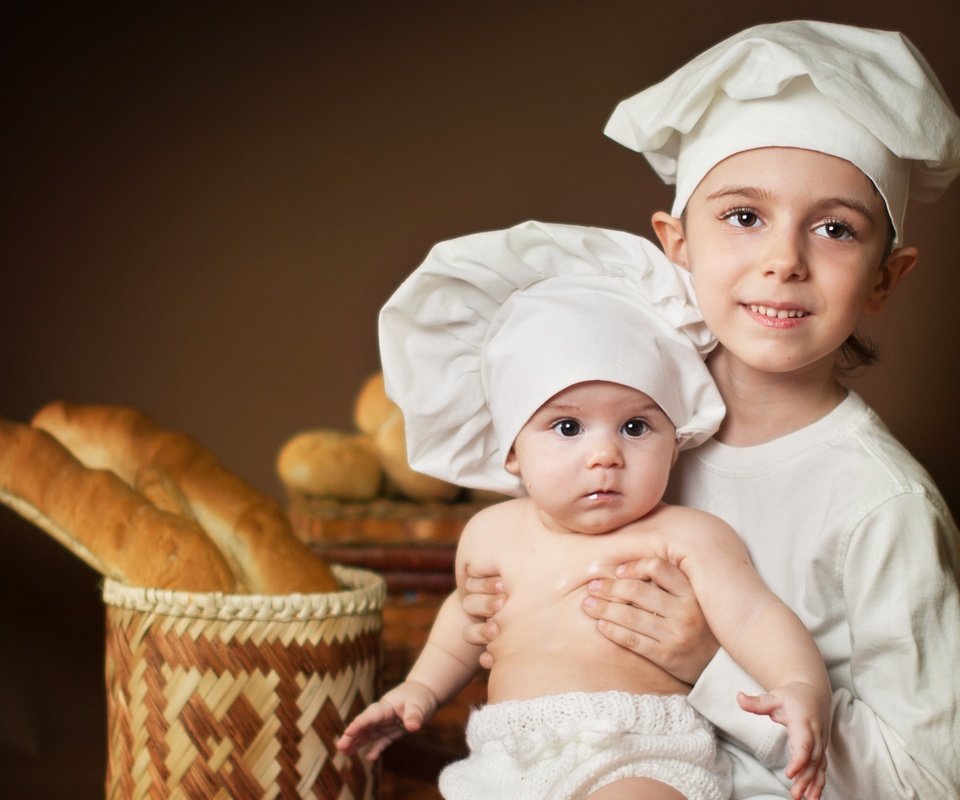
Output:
[604, 20, 960, 244]
[378, 221, 724, 496]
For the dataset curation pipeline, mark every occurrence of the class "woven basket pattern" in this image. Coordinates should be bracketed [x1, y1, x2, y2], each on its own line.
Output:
[104, 565, 385, 800]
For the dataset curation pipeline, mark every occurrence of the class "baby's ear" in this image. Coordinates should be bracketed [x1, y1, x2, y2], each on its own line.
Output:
[504, 449, 521, 476]
[651, 211, 688, 268]
[864, 246, 919, 315]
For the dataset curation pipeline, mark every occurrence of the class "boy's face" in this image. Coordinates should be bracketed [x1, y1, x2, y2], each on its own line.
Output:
[505, 381, 678, 535]
[654, 147, 917, 378]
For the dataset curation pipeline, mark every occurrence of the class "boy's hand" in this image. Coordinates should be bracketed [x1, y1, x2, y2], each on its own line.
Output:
[583, 557, 719, 684]
[738, 682, 829, 800]
[336, 681, 439, 761]
[461, 572, 505, 669]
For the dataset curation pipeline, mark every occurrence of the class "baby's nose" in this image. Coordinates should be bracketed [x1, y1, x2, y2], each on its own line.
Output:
[587, 437, 623, 468]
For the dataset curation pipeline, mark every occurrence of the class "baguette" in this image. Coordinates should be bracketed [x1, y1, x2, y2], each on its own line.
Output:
[0, 417, 236, 592]
[33, 401, 340, 594]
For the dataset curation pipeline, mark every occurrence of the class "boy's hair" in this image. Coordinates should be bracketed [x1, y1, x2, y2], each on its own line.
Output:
[838, 334, 879, 375]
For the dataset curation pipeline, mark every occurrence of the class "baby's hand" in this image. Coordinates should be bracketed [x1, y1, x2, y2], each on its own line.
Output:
[738, 681, 829, 800]
[336, 681, 439, 761]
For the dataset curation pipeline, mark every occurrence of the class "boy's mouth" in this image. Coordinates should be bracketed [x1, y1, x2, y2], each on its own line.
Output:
[746, 303, 810, 319]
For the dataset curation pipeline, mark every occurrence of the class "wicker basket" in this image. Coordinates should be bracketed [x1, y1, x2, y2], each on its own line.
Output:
[103, 565, 385, 800]
[288, 496, 491, 793]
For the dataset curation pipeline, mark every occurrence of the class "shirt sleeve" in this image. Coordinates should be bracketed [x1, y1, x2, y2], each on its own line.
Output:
[827, 490, 960, 797]
[690, 490, 960, 799]
[686, 648, 791, 770]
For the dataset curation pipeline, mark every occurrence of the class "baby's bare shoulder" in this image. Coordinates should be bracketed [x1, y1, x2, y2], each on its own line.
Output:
[655, 504, 750, 565]
[457, 498, 527, 553]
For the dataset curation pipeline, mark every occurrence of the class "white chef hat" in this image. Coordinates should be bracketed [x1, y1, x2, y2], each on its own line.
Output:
[604, 20, 960, 244]
[378, 221, 724, 496]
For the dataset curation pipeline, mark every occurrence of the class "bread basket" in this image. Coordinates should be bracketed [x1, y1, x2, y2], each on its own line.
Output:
[102, 564, 385, 799]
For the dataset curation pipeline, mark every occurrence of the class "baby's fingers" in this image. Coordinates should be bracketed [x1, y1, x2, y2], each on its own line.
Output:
[789, 757, 826, 800]
[363, 727, 407, 761]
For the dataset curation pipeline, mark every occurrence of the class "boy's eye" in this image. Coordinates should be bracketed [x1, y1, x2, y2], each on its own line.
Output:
[621, 418, 649, 437]
[813, 220, 855, 240]
[722, 209, 761, 228]
[552, 419, 582, 437]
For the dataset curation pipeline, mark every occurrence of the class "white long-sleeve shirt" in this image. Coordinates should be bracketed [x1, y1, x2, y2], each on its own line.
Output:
[670, 391, 960, 799]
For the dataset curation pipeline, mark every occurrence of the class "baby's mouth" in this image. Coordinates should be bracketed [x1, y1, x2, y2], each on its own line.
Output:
[586, 490, 617, 502]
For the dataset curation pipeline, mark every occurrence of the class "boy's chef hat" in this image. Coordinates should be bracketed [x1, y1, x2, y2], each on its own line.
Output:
[378, 221, 724, 496]
[604, 20, 960, 244]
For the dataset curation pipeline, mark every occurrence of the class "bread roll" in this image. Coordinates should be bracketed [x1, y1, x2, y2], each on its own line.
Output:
[33, 401, 340, 594]
[353, 372, 397, 436]
[0, 417, 236, 592]
[277, 430, 382, 500]
[374, 408, 461, 502]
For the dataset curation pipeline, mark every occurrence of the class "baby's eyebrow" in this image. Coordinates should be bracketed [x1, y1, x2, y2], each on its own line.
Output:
[541, 401, 581, 414]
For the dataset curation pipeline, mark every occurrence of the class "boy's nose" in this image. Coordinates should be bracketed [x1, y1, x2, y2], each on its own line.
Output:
[762, 232, 808, 281]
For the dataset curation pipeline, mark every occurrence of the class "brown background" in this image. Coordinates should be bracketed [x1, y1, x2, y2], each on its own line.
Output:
[2, 2, 958, 796]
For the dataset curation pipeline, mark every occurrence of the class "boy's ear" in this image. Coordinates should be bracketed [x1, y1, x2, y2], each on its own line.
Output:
[504, 449, 521, 476]
[864, 246, 920, 315]
[651, 211, 688, 268]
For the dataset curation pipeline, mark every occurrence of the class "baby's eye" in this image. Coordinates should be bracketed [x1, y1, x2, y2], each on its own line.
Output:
[721, 208, 761, 228]
[552, 419, 582, 437]
[621, 418, 649, 438]
[813, 220, 855, 240]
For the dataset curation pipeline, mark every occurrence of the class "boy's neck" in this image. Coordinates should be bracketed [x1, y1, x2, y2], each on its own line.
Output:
[707, 348, 847, 446]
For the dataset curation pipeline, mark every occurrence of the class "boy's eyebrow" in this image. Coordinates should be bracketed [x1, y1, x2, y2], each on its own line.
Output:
[705, 186, 878, 221]
[704, 185, 770, 202]
[818, 196, 875, 219]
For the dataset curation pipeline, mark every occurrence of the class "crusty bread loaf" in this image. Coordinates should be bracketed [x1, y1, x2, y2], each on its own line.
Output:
[0, 417, 236, 592]
[277, 429, 383, 500]
[134, 465, 195, 517]
[33, 401, 340, 594]
[374, 407, 461, 502]
[353, 372, 397, 436]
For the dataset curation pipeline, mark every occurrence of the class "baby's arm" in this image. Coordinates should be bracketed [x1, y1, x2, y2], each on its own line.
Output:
[337, 590, 482, 759]
[338, 514, 492, 760]
[673, 512, 831, 799]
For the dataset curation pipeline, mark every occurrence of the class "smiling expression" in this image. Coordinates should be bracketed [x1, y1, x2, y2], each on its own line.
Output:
[505, 381, 678, 535]
[658, 147, 907, 379]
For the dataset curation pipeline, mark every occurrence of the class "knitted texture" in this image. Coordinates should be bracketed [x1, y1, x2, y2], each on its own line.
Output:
[438, 691, 731, 800]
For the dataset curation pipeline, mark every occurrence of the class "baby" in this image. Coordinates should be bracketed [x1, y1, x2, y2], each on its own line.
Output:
[337, 224, 831, 800]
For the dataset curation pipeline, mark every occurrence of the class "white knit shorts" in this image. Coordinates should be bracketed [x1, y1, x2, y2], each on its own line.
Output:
[437, 691, 732, 800]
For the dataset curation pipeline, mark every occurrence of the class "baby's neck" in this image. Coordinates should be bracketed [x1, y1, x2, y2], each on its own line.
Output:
[708, 349, 846, 446]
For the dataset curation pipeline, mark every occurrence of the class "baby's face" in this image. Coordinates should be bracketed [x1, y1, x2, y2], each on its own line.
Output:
[505, 381, 678, 535]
